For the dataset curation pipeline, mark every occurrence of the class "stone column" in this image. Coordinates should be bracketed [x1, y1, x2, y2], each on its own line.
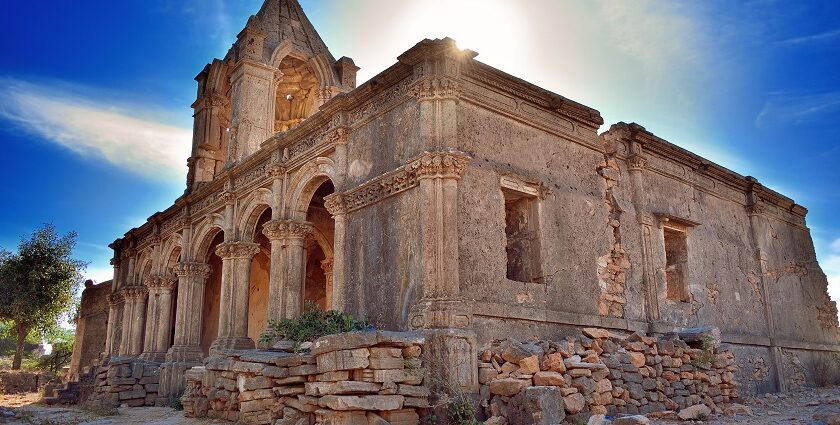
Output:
[160, 262, 210, 401]
[140, 276, 177, 362]
[320, 259, 334, 309]
[211, 242, 260, 351]
[262, 220, 313, 319]
[324, 194, 347, 312]
[105, 292, 124, 356]
[406, 151, 478, 392]
[122, 286, 148, 357]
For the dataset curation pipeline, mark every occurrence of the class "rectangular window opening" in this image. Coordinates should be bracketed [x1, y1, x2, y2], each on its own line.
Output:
[664, 226, 689, 302]
[503, 187, 541, 284]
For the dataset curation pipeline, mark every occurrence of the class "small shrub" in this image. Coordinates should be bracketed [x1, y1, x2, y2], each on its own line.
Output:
[259, 301, 371, 351]
[696, 412, 709, 421]
[693, 335, 715, 368]
[170, 395, 184, 411]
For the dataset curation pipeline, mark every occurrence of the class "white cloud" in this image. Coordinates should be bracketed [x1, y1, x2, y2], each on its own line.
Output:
[83, 265, 114, 285]
[755, 92, 840, 129]
[776, 28, 840, 46]
[0, 78, 191, 183]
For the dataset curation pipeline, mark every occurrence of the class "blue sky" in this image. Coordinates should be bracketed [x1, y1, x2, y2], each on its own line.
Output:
[1, 0, 839, 303]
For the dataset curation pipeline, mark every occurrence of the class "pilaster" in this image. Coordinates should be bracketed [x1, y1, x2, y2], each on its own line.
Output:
[324, 193, 348, 312]
[406, 151, 477, 392]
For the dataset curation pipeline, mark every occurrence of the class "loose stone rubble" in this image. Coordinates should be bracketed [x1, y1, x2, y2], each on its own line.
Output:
[180, 331, 428, 425]
[477, 328, 738, 424]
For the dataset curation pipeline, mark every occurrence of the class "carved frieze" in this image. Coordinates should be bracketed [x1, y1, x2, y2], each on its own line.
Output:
[215, 242, 261, 260]
[173, 262, 212, 279]
[627, 154, 647, 171]
[262, 220, 314, 241]
[266, 164, 285, 179]
[122, 286, 148, 300]
[234, 160, 269, 189]
[347, 78, 412, 123]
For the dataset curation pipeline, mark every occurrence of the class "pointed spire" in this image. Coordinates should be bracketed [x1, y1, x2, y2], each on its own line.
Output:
[252, 0, 336, 63]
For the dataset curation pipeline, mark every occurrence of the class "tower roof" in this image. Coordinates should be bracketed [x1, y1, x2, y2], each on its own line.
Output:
[250, 0, 336, 64]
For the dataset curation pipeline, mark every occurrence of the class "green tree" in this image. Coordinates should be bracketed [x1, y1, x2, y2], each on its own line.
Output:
[0, 224, 86, 369]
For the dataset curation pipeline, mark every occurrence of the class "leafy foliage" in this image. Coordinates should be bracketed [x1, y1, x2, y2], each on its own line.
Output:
[693, 335, 716, 368]
[35, 334, 74, 375]
[170, 396, 184, 411]
[260, 301, 371, 351]
[0, 224, 86, 369]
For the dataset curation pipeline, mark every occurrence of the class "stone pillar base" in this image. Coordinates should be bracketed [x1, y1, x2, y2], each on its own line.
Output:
[138, 351, 168, 363]
[420, 328, 478, 393]
[209, 336, 254, 353]
[159, 361, 202, 401]
[165, 345, 205, 364]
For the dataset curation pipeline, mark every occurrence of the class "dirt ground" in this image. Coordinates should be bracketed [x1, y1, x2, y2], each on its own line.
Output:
[1, 387, 840, 424]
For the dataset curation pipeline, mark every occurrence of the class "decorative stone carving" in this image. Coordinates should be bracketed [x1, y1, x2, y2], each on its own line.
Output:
[122, 286, 148, 300]
[220, 191, 237, 204]
[262, 220, 314, 241]
[627, 154, 647, 171]
[215, 242, 261, 260]
[746, 200, 766, 216]
[326, 127, 348, 146]
[409, 77, 461, 101]
[407, 151, 470, 180]
[266, 164, 285, 179]
[110, 257, 120, 267]
[148, 276, 178, 291]
[173, 262, 211, 279]
[107, 293, 124, 306]
[323, 193, 348, 217]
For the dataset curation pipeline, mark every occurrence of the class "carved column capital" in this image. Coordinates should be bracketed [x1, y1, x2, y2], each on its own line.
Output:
[122, 248, 137, 258]
[627, 154, 647, 172]
[408, 151, 470, 180]
[215, 242, 261, 260]
[747, 200, 766, 217]
[326, 127, 348, 146]
[266, 164, 285, 179]
[173, 262, 211, 279]
[122, 286, 148, 300]
[221, 191, 237, 205]
[323, 193, 348, 217]
[409, 77, 461, 101]
[110, 257, 120, 268]
[320, 258, 334, 275]
[107, 293, 124, 306]
[262, 220, 314, 241]
[148, 276, 178, 291]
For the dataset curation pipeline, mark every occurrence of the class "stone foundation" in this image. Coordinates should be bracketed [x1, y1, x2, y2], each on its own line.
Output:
[477, 328, 739, 424]
[182, 331, 429, 425]
[90, 357, 162, 407]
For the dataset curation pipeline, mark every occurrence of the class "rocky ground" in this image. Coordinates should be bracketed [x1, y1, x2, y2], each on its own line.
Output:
[1, 386, 840, 424]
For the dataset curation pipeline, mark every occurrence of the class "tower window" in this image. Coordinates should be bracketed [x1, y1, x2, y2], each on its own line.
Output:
[501, 176, 542, 283]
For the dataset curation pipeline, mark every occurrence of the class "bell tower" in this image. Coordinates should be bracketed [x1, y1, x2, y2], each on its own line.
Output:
[185, 0, 359, 193]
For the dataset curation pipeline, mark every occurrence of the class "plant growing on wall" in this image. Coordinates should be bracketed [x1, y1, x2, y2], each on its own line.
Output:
[0, 224, 86, 369]
[260, 301, 371, 351]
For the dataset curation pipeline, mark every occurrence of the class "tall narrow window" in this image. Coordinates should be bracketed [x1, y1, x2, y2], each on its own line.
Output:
[501, 176, 542, 283]
[663, 226, 689, 302]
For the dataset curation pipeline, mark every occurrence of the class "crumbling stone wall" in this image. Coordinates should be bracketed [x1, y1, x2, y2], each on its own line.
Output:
[182, 331, 429, 425]
[90, 358, 161, 407]
[68, 280, 111, 381]
[477, 328, 738, 424]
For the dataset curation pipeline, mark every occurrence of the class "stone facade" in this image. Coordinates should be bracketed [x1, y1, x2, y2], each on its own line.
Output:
[72, 0, 840, 416]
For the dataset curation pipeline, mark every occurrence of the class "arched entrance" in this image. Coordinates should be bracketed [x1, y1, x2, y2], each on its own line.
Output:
[200, 230, 224, 356]
[303, 180, 335, 310]
[248, 208, 271, 341]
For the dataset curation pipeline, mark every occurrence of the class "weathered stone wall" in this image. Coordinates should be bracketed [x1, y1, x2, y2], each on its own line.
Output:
[90, 358, 161, 407]
[68, 280, 111, 381]
[182, 331, 428, 425]
[478, 329, 738, 424]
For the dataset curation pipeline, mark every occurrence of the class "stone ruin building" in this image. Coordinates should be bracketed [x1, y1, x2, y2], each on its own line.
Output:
[69, 0, 840, 419]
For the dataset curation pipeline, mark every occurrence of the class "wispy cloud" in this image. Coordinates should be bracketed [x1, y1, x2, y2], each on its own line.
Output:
[776, 28, 840, 46]
[0, 78, 191, 183]
[755, 91, 840, 128]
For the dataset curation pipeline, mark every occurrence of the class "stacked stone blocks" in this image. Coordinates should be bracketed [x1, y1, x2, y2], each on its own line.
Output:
[90, 357, 161, 407]
[182, 331, 429, 425]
